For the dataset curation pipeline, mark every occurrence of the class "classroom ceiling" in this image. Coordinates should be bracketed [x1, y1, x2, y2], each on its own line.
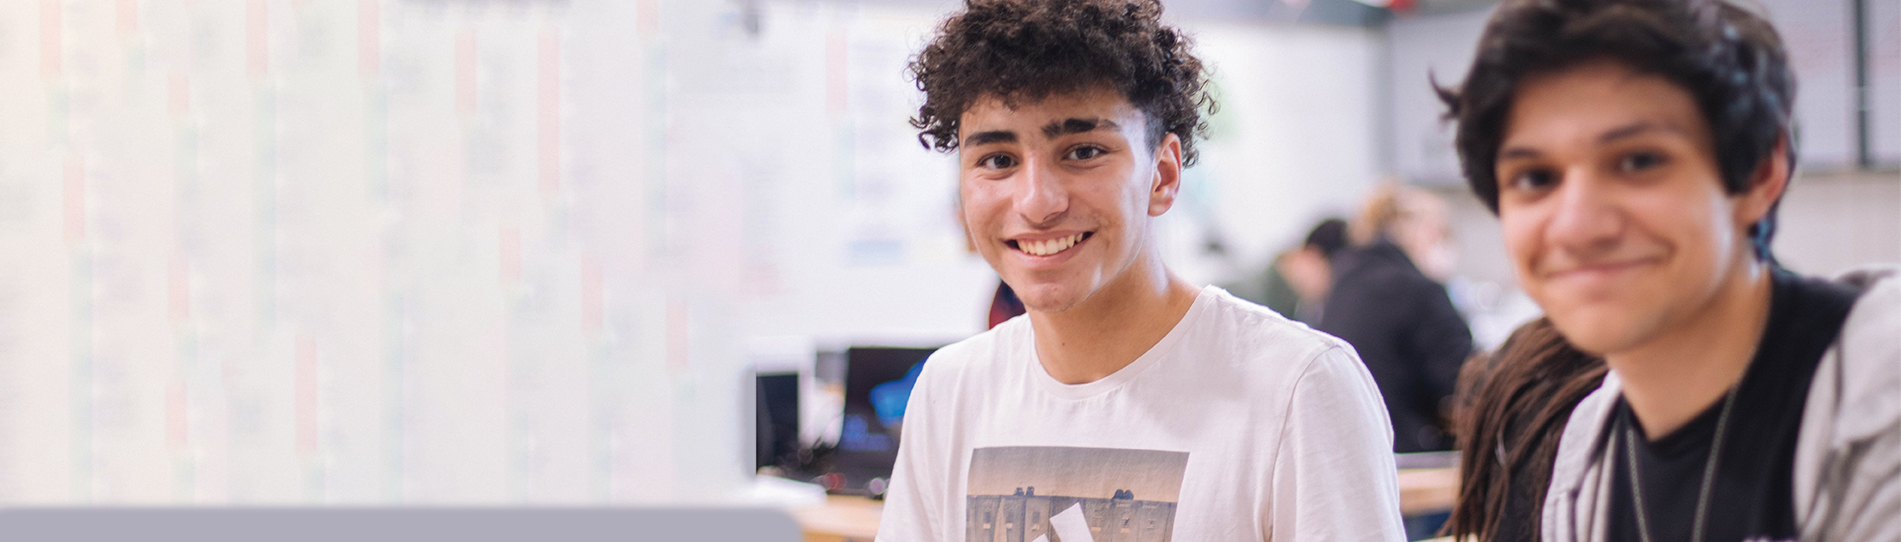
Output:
[850, 0, 1504, 27]
[1405, 0, 1499, 15]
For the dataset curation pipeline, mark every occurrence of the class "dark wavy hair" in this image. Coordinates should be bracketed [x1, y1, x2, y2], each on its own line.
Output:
[1447, 318, 1607, 542]
[1436, 0, 1795, 258]
[908, 0, 1216, 166]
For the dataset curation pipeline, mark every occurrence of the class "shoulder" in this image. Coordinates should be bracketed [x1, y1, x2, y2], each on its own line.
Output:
[1821, 266, 1901, 442]
[1200, 287, 1351, 367]
[1541, 371, 1621, 539]
[1547, 372, 1621, 490]
[901, 321, 1024, 431]
[1285, 343, 1384, 406]
[1785, 267, 1901, 535]
[1192, 288, 1387, 414]
[1837, 265, 1900, 351]
[915, 318, 1022, 387]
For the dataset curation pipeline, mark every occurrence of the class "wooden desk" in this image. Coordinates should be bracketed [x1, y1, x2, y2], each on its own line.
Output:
[792, 495, 883, 542]
[1397, 467, 1460, 515]
[791, 467, 1459, 541]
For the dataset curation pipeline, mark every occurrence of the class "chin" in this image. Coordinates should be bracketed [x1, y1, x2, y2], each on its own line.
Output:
[1544, 306, 1661, 357]
[1010, 280, 1094, 314]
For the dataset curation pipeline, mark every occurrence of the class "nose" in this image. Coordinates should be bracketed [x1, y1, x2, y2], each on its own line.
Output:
[1544, 168, 1626, 258]
[1013, 155, 1068, 226]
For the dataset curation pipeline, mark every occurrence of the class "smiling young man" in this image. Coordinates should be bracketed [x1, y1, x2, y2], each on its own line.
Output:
[1439, 1, 1899, 541]
[874, 1, 1405, 541]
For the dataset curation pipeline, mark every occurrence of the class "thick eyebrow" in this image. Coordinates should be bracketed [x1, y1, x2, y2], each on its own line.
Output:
[1498, 145, 1542, 161]
[964, 130, 1017, 147]
[1497, 121, 1687, 160]
[1041, 117, 1121, 139]
[1598, 121, 1682, 143]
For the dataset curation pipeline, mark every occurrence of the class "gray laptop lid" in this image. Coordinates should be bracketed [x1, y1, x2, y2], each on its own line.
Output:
[0, 507, 800, 541]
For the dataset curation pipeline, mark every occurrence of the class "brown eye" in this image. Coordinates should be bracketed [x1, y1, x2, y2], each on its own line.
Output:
[1507, 168, 1559, 193]
[1065, 145, 1106, 161]
[1618, 151, 1666, 173]
[979, 154, 1018, 169]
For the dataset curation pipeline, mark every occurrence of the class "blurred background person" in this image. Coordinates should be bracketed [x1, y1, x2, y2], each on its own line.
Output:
[1225, 217, 1348, 323]
[1320, 184, 1474, 453]
[1277, 218, 1350, 323]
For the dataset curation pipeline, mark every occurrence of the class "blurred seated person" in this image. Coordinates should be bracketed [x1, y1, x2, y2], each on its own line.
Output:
[1277, 218, 1348, 323]
[1318, 184, 1474, 452]
[1225, 218, 1347, 323]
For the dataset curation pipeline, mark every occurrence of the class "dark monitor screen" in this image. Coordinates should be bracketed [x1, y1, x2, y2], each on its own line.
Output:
[756, 373, 800, 471]
[835, 346, 937, 489]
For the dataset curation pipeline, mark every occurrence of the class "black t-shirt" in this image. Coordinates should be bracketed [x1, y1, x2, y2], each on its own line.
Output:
[1606, 270, 1862, 542]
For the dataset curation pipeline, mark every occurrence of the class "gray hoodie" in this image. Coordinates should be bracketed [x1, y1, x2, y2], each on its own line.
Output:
[1542, 267, 1900, 542]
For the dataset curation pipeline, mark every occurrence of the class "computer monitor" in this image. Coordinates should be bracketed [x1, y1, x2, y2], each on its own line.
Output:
[755, 372, 800, 472]
[834, 346, 938, 494]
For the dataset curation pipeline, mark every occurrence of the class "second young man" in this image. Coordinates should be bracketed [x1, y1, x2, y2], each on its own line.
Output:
[1440, 0, 1899, 540]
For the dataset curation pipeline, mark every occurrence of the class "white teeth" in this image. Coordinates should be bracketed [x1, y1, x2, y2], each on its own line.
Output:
[1019, 234, 1085, 256]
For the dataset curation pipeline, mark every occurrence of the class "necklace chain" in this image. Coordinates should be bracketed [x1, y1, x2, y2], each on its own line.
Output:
[1621, 384, 1741, 542]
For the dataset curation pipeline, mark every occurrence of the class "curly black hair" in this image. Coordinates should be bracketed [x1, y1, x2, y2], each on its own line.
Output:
[908, 0, 1216, 166]
[1437, 0, 1795, 257]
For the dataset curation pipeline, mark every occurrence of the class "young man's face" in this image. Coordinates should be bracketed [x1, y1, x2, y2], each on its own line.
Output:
[1493, 60, 1782, 356]
[957, 88, 1183, 313]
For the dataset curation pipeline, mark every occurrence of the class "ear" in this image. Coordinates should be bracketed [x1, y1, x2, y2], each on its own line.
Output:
[1734, 135, 1790, 230]
[1148, 132, 1185, 217]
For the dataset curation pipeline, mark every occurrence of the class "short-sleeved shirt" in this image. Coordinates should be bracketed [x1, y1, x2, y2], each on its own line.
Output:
[1607, 270, 1863, 542]
[876, 286, 1406, 541]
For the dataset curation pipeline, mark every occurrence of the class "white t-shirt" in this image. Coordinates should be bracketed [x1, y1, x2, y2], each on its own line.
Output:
[876, 286, 1406, 542]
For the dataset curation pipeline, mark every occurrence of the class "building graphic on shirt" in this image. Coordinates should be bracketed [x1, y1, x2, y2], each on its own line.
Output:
[966, 446, 1188, 542]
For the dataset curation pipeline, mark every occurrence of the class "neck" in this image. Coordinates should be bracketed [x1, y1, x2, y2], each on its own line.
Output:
[1609, 261, 1774, 440]
[1028, 253, 1200, 385]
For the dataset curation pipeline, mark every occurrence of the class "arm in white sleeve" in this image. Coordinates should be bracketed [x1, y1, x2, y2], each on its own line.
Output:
[876, 365, 947, 542]
[1268, 346, 1408, 542]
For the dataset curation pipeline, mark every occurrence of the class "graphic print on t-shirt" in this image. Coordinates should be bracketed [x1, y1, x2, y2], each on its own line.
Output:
[966, 446, 1189, 542]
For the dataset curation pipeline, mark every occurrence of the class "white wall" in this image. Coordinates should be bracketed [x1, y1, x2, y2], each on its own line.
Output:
[1764, 0, 1862, 169]
[730, 4, 999, 347]
[734, 8, 1391, 345]
[1386, 0, 1901, 178]
[1866, 0, 1901, 165]
[0, 0, 765, 505]
[0, 0, 1393, 504]
[1384, 7, 1490, 186]
[1170, 22, 1386, 282]
[1773, 171, 1901, 276]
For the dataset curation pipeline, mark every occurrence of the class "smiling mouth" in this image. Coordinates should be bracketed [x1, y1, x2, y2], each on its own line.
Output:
[1547, 259, 1657, 280]
[1008, 232, 1093, 257]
